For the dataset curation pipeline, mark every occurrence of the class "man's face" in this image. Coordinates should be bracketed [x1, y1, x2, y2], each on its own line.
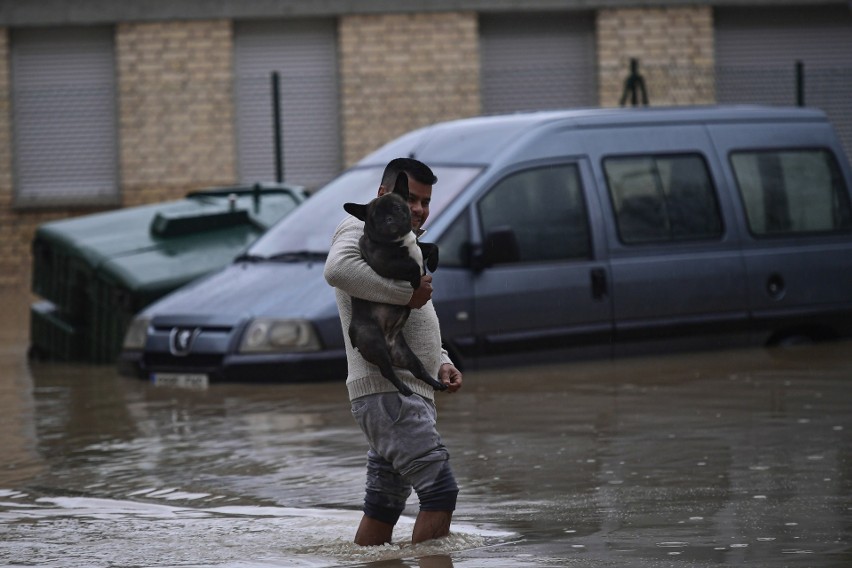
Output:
[379, 174, 432, 231]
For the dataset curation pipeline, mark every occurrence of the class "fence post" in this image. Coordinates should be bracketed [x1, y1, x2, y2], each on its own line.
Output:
[271, 71, 284, 183]
[795, 61, 805, 107]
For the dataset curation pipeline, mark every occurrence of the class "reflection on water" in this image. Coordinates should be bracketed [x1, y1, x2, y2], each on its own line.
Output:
[0, 288, 851, 567]
[0, 288, 43, 487]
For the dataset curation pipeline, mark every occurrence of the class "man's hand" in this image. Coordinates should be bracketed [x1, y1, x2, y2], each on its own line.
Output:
[439, 363, 463, 393]
[407, 274, 433, 308]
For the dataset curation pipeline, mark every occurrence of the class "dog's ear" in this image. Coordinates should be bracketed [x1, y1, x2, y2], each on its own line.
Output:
[419, 243, 439, 273]
[392, 172, 410, 200]
[344, 202, 368, 221]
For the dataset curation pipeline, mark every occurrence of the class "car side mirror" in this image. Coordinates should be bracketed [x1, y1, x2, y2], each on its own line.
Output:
[471, 226, 520, 272]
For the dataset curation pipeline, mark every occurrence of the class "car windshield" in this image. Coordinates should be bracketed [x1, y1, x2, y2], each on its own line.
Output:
[247, 165, 481, 257]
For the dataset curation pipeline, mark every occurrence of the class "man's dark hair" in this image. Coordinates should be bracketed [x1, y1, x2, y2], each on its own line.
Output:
[381, 157, 437, 188]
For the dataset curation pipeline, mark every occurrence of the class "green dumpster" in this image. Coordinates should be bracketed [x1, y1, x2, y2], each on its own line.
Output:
[30, 183, 307, 363]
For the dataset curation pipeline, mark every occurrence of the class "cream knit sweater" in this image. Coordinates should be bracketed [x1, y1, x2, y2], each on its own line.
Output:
[324, 215, 452, 401]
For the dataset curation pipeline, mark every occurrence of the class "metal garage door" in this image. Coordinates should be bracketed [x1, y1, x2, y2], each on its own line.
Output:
[715, 6, 852, 157]
[480, 12, 597, 114]
[234, 19, 340, 191]
[10, 27, 118, 206]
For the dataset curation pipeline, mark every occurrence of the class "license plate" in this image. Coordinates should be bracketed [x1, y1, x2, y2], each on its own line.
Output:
[151, 372, 209, 389]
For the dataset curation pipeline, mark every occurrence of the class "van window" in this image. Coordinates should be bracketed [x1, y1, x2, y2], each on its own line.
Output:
[730, 149, 852, 236]
[436, 212, 470, 268]
[604, 154, 722, 244]
[476, 164, 590, 263]
[247, 166, 480, 257]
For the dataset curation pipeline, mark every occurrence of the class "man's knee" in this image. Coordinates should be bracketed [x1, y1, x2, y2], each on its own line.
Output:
[363, 489, 407, 525]
[416, 461, 459, 512]
[364, 472, 411, 526]
[364, 449, 412, 525]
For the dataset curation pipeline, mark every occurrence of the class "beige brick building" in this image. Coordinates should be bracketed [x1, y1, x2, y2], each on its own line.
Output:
[116, 20, 237, 207]
[597, 7, 715, 106]
[338, 12, 481, 165]
[0, 0, 850, 289]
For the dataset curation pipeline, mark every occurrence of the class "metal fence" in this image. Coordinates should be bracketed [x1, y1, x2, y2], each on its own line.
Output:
[619, 61, 852, 161]
[717, 64, 852, 160]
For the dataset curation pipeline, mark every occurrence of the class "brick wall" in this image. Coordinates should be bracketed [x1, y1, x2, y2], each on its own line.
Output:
[116, 20, 237, 206]
[597, 7, 715, 107]
[338, 12, 481, 166]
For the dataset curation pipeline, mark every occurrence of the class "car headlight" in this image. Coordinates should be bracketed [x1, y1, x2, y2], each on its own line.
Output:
[239, 319, 321, 353]
[122, 316, 151, 350]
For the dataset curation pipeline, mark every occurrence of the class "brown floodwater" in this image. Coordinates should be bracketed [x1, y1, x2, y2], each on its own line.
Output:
[0, 288, 850, 567]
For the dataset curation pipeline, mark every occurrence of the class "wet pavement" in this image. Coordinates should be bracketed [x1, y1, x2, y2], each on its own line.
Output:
[1, 289, 851, 567]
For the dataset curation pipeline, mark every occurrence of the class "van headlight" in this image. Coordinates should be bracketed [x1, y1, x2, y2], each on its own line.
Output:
[122, 316, 151, 350]
[239, 319, 321, 353]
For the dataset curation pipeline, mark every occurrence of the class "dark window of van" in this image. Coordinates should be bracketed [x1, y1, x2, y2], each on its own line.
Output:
[476, 164, 590, 263]
[730, 149, 852, 236]
[436, 212, 470, 268]
[604, 154, 722, 244]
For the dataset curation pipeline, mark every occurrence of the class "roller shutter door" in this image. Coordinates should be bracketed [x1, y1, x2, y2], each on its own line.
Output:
[234, 20, 340, 190]
[480, 12, 597, 114]
[715, 6, 852, 157]
[10, 27, 118, 205]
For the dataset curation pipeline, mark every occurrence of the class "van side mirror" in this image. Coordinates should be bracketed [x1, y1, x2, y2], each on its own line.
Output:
[471, 226, 520, 271]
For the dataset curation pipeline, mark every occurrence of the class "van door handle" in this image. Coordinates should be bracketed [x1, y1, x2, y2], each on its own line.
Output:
[591, 268, 608, 300]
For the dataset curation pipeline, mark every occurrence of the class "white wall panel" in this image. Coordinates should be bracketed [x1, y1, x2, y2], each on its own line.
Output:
[234, 19, 340, 190]
[480, 12, 597, 114]
[11, 26, 118, 205]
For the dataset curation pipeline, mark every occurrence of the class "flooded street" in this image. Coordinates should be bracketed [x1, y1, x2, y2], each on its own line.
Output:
[1, 290, 851, 567]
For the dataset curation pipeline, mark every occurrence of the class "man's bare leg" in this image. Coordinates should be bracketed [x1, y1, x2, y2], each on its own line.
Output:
[354, 514, 394, 546]
[411, 510, 453, 544]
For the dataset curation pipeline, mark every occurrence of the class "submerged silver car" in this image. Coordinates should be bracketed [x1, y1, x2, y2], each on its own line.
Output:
[120, 106, 852, 385]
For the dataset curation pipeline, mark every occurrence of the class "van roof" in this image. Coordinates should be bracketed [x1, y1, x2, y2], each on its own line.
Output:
[360, 105, 828, 166]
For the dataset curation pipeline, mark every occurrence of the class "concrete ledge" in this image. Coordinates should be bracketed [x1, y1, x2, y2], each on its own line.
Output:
[2, 0, 846, 27]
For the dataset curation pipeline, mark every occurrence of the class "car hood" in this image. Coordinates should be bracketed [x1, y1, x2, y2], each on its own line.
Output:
[142, 260, 336, 322]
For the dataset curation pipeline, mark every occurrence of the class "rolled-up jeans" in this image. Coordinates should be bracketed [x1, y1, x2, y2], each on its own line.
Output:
[351, 392, 459, 524]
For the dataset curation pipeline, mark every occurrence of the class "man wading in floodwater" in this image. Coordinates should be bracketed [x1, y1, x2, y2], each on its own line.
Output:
[324, 158, 463, 545]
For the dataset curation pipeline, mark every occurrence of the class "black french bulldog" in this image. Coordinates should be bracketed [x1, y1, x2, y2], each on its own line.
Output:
[343, 173, 447, 397]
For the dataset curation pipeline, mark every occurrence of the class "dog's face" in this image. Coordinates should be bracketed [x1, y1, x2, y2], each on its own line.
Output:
[344, 173, 412, 243]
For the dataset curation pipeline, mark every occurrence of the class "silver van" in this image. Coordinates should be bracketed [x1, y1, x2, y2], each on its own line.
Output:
[120, 106, 852, 385]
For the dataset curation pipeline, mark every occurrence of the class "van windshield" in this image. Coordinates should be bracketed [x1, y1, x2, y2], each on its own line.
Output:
[246, 166, 481, 258]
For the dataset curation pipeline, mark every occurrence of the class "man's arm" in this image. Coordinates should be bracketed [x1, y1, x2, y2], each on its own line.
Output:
[324, 217, 416, 305]
[438, 347, 462, 392]
[439, 363, 463, 393]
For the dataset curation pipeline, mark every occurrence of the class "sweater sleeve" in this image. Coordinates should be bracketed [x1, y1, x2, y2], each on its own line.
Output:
[324, 216, 414, 305]
[440, 347, 453, 367]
